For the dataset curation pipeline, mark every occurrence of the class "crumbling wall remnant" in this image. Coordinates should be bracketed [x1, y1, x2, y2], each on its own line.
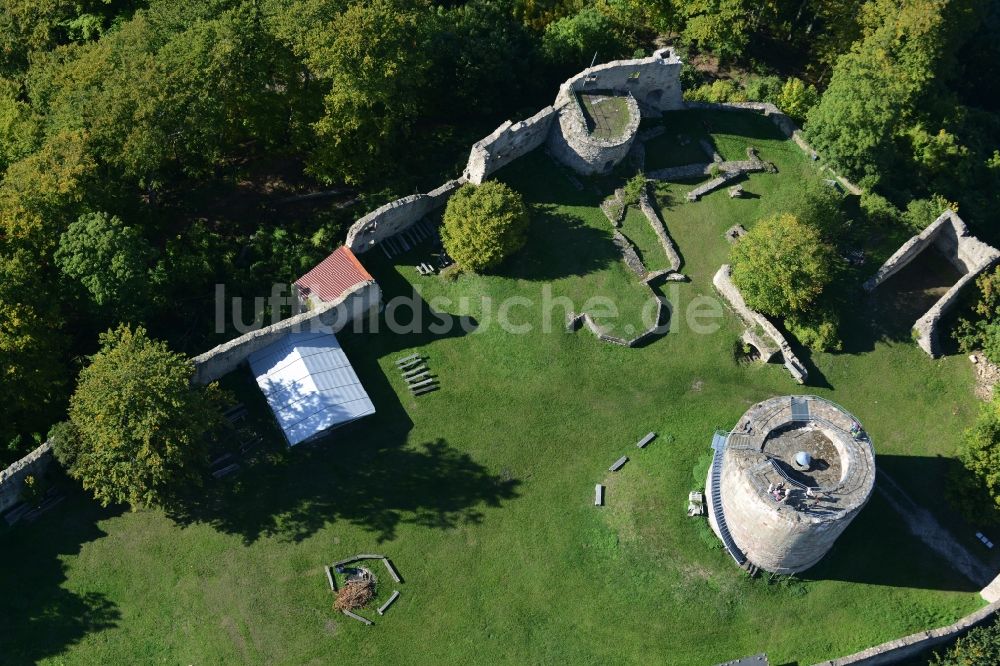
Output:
[864, 210, 1000, 357]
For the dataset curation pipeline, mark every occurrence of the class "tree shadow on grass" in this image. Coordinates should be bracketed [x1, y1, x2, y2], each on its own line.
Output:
[0, 495, 122, 664]
[171, 427, 519, 545]
[801, 455, 990, 592]
[170, 271, 518, 544]
[504, 206, 624, 282]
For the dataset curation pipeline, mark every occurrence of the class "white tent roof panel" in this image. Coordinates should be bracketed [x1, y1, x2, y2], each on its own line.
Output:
[248, 331, 375, 446]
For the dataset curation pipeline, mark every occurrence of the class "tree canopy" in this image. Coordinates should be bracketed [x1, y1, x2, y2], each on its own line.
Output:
[442, 181, 530, 273]
[730, 213, 838, 315]
[55, 211, 152, 319]
[65, 325, 221, 508]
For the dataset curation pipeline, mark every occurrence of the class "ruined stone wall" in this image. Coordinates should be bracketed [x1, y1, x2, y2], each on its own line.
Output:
[463, 107, 557, 184]
[560, 48, 684, 114]
[863, 212, 954, 290]
[343, 50, 686, 253]
[344, 180, 463, 254]
[683, 101, 863, 195]
[191, 281, 381, 385]
[812, 600, 1000, 666]
[713, 265, 808, 383]
[546, 93, 641, 175]
[864, 211, 1000, 356]
[0, 441, 53, 515]
[546, 48, 682, 175]
[915, 268, 993, 356]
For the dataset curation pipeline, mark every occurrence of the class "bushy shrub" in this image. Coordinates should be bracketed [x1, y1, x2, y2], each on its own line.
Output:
[20, 474, 45, 506]
[730, 213, 838, 315]
[48, 420, 81, 470]
[442, 182, 529, 272]
[954, 267, 1000, 364]
[859, 191, 903, 228]
[541, 8, 618, 67]
[744, 75, 783, 105]
[930, 616, 1000, 664]
[786, 309, 843, 352]
[904, 195, 957, 231]
[949, 396, 1000, 525]
[777, 77, 819, 120]
[621, 173, 646, 206]
[685, 79, 746, 104]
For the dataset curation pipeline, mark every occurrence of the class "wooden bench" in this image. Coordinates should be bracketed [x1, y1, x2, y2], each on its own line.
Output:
[383, 558, 402, 583]
[398, 357, 423, 371]
[342, 610, 373, 626]
[396, 353, 420, 366]
[211, 463, 240, 479]
[324, 566, 337, 591]
[409, 378, 435, 390]
[609, 456, 628, 472]
[332, 554, 386, 568]
[378, 590, 400, 616]
[595, 484, 604, 506]
[402, 365, 427, 378]
[406, 372, 430, 384]
[636, 432, 656, 448]
[412, 384, 439, 397]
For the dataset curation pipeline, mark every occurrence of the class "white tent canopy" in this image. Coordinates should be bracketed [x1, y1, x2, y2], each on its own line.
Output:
[248, 331, 375, 446]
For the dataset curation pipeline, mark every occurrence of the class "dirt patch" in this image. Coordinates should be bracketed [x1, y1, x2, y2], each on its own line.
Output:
[971, 353, 1000, 401]
[690, 379, 704, 392]
[220, 616, 250, 660]
[323, 618, 340, 636]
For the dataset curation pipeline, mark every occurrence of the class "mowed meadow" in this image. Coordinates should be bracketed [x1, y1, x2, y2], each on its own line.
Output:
[0, 111, 988, 665]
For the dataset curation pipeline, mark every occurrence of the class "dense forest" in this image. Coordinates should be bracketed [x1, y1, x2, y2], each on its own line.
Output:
[1, 0, 998, 468]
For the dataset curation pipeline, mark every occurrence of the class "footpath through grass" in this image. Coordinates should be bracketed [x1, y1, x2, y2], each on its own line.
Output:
[0, 110, 988, 666]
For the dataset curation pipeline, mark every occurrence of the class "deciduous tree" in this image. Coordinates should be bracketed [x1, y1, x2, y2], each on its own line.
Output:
[730, 213, 837, 315]
[67, 325, 222, 508]
[55, 211, 152, 319]
[442, 182, 530, 273]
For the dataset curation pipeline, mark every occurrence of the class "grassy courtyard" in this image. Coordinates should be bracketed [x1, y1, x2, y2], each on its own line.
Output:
[579, 93, 633, 140]
[0, 111, 991, 665]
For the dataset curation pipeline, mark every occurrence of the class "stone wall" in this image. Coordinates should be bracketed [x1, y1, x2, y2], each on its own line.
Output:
[344, 180, 462, 254]
[0, 441, 53, 515]
[547, 92, 641, 175]
[811, 600, 1000, 666]
[191, 280, 381, 385]
[864, 211, 1000, 357]
[637, 184, 682, 271]
[566, 295, 669, 348]
[343, 49, 686, 254]
[463, 106, 557, 184]
[713, 265, 808, 383]
[560, 48, 684, 115]
[682, 101, 863, 195]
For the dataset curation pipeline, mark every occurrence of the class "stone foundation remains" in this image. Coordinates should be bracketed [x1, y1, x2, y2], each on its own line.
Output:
[713, 264, 808, 383]
[864, 210, 1000, 356]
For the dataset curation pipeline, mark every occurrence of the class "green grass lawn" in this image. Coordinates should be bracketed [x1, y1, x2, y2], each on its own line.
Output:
[0, 110, 991, 666]
[579, 93, 632, 140]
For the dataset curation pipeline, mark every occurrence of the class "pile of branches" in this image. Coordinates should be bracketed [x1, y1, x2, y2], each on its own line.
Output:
[334, 579, 374, 612]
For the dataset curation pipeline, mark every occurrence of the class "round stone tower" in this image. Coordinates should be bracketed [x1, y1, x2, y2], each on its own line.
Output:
[706, 395, 876, 574]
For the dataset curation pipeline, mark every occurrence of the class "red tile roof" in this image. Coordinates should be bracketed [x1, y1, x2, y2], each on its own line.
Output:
[295, 246, 374, 303]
